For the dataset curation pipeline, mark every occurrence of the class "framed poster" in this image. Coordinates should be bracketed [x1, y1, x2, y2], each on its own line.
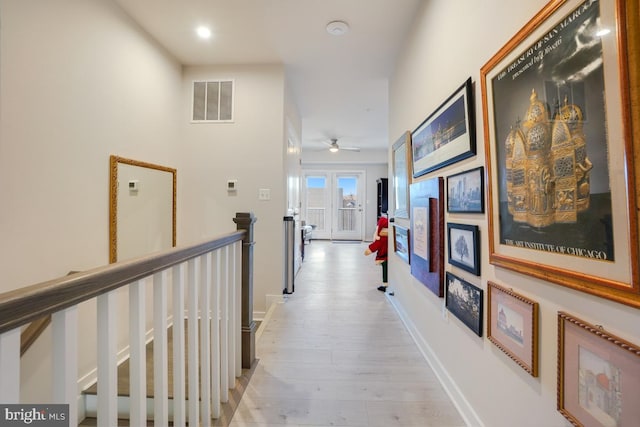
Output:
[447, 223, 480, 276]
[392, 132, 412, 218]
[445, 272, 483, 337]
[409, 177, 444, 297]
[480, 0, 640, 307]
[558, 311, 640, 426]
[412, 77, 476, 178]
[393, 224, 410, 264]
[488, 282, 539, 377]
[447, 166, 485, 213]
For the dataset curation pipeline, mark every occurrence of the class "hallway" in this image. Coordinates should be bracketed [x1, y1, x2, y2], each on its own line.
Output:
[229, 241, 466, 426]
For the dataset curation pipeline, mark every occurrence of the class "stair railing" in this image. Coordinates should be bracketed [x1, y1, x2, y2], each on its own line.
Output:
[0, 212, 257, 427]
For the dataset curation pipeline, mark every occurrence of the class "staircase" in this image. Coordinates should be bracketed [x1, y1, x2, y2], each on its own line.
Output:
[0, 212, 258, 426]
[80, 322, 256, 426]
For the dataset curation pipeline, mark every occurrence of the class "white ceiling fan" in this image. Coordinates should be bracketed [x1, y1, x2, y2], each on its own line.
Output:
[323, 138, 360, 152]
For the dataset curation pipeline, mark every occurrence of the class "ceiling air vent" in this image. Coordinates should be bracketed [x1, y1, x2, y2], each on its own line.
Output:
[192, 80, 234, 122]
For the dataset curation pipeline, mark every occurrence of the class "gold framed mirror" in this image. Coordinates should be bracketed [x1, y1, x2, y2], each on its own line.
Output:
[109, 155, 176, 263]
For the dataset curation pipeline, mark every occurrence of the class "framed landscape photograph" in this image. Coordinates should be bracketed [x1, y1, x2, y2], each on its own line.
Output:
[480, 0, 640, 307]
[445, 272, 483, 337]
[488, 282, 539, 377]
[409, 177, 444, 297]
[393, 224, 410, 264]
[447, 166, 484, 213]
[392, 132, 412, 219]
[557, 311, 640, 426]
[447, 223, 480, 276]
[412, 77, 476, 178]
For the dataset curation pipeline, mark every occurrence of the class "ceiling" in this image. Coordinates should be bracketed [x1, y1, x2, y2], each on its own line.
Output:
[114, 0, 422, 152]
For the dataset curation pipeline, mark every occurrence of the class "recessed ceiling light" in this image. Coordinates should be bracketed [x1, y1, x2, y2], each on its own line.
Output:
[326, 20, 350, 36]
[196, 26, 212, 39]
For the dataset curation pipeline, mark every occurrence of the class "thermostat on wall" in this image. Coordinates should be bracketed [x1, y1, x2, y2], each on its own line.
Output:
[128, 180, 139, 192]
[227, 179, 238, 192]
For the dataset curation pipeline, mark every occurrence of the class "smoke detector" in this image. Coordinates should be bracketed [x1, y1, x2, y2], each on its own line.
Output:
[326, 20, 350, 36]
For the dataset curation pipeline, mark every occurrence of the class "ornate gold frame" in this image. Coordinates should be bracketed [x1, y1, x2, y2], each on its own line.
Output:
[557, 311, 640, 425]
[487, 282, 539, 377]
[109, 155, 177, 263]
[480, 0, 640, 308]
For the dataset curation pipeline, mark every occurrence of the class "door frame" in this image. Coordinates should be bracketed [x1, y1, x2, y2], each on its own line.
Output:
[302, 169, 367, 241]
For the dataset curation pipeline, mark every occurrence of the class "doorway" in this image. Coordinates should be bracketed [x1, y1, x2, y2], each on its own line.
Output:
[303, 170, 365, 241]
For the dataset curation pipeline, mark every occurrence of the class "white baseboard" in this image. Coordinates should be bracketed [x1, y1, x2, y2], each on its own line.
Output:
[266, 293, 284, 309]
[386, 294, 484, 427]
[255, 299, 280, 341]
[254, 294, 284, 321]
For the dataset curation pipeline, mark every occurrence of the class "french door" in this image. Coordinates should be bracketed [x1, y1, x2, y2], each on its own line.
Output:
[303, 171, 365, 241]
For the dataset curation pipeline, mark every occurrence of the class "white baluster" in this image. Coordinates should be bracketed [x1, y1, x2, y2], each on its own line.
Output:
[235, 241, 242, 377]
[172, 263, 186, 426]
[52, 306, 78, 427]
[187, 259, 200, 425]
[227, 245, 236, 387]
[129, 279, 147, 427]
[0, 329, 20, 402]
[97, 292, 117, 427]
[200, 253, 212, 423]
[210, 250, 221, 419]
[220, 246, 229, 402]
[154, 271, 169, 426]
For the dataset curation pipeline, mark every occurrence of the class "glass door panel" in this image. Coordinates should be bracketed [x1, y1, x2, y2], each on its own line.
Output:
[332, 173, 363, 240]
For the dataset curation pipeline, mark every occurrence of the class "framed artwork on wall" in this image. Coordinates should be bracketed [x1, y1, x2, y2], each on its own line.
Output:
[447, 223, 480, 276]
[411, 77, 476, 178]
[445, 272, 483, 337]
[447, 166, 484, 213]
[480, 0, 640, 307]
[393, 224, 410, 264]
[488, 282, 539, 377]
[409, 177, 444, 297]
[392, 132, 412, 219]
[557, 311, 640, 426]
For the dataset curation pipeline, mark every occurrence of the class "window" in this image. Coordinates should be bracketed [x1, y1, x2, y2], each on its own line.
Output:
[192, 80, 234, 122]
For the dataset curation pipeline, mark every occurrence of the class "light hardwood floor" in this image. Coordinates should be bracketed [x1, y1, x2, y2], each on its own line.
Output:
[229, 240, 466, 427]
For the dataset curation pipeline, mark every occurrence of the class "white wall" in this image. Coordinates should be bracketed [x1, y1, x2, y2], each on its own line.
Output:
[284, 80, 304, 277]
[389, 2, 640, 427]
[0, 0, 183, 402]
[1, 0, 298, 402]
[180, 64, 289, 315]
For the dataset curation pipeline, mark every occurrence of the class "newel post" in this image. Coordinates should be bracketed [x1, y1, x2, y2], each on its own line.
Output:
[233, 212, 257, 369]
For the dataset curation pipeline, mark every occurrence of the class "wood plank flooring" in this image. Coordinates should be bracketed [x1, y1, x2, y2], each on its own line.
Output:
[229, 240, 465, 427]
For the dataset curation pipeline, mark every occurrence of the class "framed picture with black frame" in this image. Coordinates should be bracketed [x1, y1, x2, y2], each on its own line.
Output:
[393, 224, 410, 264]
[411, 77, 476, 178]
[445, 272, 483, 337]
[447, 166, 484, 213]
[447, 223, 480, 276]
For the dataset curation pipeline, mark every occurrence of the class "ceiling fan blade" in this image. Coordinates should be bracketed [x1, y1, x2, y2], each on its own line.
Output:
[340, 146, 361, 152]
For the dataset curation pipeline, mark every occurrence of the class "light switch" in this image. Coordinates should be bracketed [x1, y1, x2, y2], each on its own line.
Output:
[258, 188, 271, 200]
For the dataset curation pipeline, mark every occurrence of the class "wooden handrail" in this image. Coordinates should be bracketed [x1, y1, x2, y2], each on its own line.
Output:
[0, 230, 245, 335]
[19, 271, 80, 356]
